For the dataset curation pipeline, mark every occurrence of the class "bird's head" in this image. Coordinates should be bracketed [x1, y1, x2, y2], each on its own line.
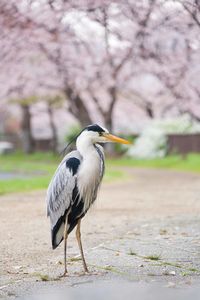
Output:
[77, 124, 131, 146]
[62, 124, 131, 156]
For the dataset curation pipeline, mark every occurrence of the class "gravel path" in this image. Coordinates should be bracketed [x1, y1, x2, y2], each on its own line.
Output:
[0, 168, 200, 299]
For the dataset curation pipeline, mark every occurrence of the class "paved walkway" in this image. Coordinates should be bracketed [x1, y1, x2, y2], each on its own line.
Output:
[0, 168, 200, 299]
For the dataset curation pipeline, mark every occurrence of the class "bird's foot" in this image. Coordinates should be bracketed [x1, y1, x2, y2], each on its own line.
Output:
[83, 270, 90, 275]
[73, 271, 88, 277]
[84, 268, 89, 274]
[87, 270, 105, 276]
[83, 265, 109, 276]
[59, 271, 69, 278]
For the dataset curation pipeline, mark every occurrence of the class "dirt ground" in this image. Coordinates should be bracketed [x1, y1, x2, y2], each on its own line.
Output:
[1, 168, 200, 299]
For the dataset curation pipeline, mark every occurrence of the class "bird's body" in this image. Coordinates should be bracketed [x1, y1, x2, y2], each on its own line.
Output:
[46, 124, 130, 276]
[47, 144, 104, 249]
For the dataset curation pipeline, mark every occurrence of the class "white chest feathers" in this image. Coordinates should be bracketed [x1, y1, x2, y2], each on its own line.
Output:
[77, 148, 102, 211]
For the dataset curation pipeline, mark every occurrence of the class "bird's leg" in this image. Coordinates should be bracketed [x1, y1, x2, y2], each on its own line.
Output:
[62, 215, 69, 277]
[76, 219, 89, 273]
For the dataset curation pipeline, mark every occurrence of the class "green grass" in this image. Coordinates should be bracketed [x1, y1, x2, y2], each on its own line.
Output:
[0, 152, 57, 195]
[1, 152, 200, 195]
[107, 153, 200, 173]
[144, 254, 161, 261]
[0, 152, 123, 195]
[0, 177, 51, 195]
[0, 151, 59, 173]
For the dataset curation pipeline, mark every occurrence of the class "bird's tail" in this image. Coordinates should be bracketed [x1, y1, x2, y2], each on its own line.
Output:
[51, 218, 65, 249]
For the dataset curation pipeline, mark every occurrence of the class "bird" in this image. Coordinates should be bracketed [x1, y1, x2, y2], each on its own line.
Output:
[46, 124, 131, 276]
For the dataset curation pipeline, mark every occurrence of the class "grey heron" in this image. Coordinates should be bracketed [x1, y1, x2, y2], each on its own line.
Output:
[47, 124, 131, 276]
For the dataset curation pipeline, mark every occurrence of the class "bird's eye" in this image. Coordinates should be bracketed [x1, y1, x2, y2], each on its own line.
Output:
[99, 132, 103, 136]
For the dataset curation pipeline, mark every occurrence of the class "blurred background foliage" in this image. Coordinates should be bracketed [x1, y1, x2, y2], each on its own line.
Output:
[0, 0, 200, 194]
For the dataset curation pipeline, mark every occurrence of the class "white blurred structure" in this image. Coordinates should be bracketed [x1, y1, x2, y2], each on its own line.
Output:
[128, 115, 200, 159]
[0, 141, 14, 154]
[128, 127, 167, 159]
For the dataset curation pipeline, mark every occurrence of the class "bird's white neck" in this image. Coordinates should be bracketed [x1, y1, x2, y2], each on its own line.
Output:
[76, 135, 96, 157]
[76, 135, 103, 212]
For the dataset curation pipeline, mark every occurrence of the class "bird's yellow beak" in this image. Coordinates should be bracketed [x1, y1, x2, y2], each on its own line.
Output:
[102, 133, 132, 144]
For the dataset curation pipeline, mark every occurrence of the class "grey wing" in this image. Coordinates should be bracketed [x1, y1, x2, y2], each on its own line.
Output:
[91, 144, 105, 204]
[95, 144, 105, 179]
[46, 151, 82, 229]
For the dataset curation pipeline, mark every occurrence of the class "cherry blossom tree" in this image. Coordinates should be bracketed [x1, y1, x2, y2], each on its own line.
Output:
[0, 0, 199, 152]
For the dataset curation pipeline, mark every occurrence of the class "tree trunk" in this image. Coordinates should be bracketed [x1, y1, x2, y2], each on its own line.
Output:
[65, 87, 93, 127]
[104, 86, 117, 155]
[104, 116, 115, 155]
[21, 104, 34, 153]
[104, 112, 113, 132]
[146, 103, 154, 118]
[104, 86, 117, 132]
[47, 104, 58, 153]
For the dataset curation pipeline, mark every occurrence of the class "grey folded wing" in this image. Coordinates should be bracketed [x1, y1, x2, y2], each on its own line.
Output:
[46, 151, 81, 229]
